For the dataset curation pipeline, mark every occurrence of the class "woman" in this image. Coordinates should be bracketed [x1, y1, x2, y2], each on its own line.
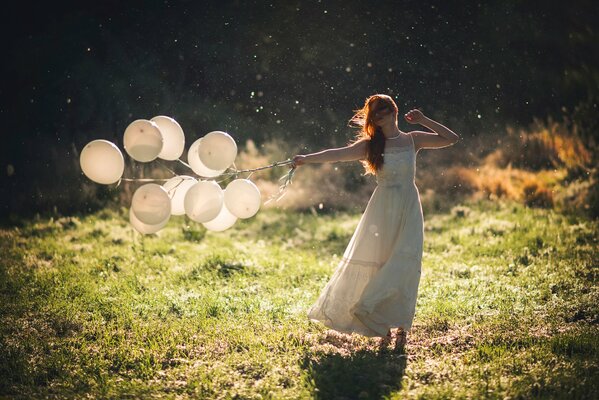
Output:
[292, 94, 459, 350]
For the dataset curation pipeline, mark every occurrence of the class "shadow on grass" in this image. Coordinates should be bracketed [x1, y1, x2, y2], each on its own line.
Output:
[302, 348, 408, 399]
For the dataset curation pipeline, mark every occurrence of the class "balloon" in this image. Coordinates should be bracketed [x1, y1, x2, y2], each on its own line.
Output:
[224, 179, 261, 219]
[184, 180, 223, 223]
[187, 138, 225, 178]
[129, 207, 169, 235]
[131, 184, 171, 225]
[151, 116, 185, 160]
[162, 175, 197, 216]
[198, 131, 237, 170]
[202, 203, 237, 232]
[80, 140, 124, 184]
[123, 119, 163, 162]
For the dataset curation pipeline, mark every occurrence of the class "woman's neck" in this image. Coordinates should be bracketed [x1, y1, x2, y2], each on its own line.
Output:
[381, 123, 402, 139]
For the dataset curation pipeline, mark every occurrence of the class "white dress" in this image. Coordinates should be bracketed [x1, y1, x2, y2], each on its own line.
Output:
[308, 134, 424, 337]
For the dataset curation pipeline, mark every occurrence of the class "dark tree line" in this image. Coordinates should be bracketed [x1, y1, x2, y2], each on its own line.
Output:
[1, 0, 597, 217]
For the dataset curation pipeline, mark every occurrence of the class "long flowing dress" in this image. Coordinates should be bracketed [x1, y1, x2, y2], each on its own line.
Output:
[308, 134, 424, 337]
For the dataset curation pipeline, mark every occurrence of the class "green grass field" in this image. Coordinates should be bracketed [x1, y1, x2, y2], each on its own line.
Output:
[1, 200, 597, 399]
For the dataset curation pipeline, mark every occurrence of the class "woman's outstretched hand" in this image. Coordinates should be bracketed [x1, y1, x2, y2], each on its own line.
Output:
[292, 155, 307, 167]
[404, 109, 426, 125]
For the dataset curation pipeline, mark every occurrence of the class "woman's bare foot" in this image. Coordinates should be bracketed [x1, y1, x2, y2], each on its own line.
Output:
[379, 330, 393, 351]
[395, 328, 407, 351]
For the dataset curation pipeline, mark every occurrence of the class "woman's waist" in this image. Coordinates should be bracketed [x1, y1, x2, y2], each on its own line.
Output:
[375, 178, 417, 188]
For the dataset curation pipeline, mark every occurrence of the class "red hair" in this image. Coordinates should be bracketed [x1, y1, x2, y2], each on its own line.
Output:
[349, 94, 398, 175]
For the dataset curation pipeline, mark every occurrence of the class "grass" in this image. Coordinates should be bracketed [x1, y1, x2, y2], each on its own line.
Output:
[0, 200, 597, 399]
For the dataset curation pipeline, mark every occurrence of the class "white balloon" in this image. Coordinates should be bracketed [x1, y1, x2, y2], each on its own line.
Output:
[187, 138, 225, 178]
[131, 184, 171, 225]
[198, 131, 237, 170]
[184, 180, 223, 223]
[80, 140, 124, 184]
[162, 175, 197, 216]
[202, 203, 237, 232]
[224, 179, 261, 219]
[151, 116, 185, 160]
[129, 207, 169, 235]
[123, 119, 163, 162]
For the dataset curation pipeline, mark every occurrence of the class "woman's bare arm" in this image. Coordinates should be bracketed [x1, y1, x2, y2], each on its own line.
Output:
[293, 140, 368, 166]
[404, 109, 459, 151]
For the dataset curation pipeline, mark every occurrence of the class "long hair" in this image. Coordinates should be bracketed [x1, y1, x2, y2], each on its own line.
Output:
[349, 94, 398, 175]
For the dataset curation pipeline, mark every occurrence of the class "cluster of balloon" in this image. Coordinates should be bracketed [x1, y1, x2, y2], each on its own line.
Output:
[79, 116, 262, 234]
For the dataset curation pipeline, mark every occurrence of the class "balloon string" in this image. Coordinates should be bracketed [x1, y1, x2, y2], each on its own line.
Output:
[121, 159, 295, 183]
[177, 158, 192, 169]
[264, 165, 297, 205]
[223, 159, 295, 176]
[175, 157, 294, 177]
[157, 160, 179, 176]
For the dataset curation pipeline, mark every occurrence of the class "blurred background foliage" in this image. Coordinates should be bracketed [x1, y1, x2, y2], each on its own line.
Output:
[1, 0, 597, 219]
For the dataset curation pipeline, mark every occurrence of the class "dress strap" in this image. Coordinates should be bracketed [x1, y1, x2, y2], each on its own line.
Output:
[409, 133, 415, 150]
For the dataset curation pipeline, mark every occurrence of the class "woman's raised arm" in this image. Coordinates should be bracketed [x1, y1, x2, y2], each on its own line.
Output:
[404, 109, 459, 151]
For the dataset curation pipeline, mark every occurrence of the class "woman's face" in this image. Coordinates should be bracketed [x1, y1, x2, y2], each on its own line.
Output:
[370, 98, 395, 127]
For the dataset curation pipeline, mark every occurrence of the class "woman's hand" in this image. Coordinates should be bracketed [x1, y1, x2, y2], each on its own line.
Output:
[292, 155, 307, 167]
[404, 109, 426, 125]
